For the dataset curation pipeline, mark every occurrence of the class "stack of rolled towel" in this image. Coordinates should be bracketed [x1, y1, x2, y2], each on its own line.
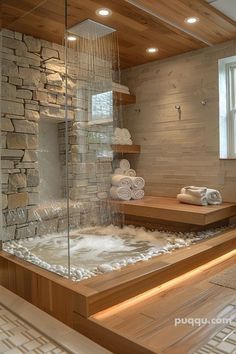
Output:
[110, 159, 145, 201]
[177, 186, 222, 206]
[111, 127, 133, 145]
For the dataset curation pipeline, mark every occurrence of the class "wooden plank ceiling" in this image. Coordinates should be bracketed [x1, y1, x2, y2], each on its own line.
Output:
[1, 0, 236, 68]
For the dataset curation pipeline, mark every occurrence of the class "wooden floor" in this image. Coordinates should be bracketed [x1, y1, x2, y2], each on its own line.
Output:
[111, 196, 236, 227]
[90, 254, 236, 354]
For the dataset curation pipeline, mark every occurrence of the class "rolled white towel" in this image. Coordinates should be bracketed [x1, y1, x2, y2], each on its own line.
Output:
[120, 159, 130, 170]
[206, 188, 222, 205]
[111, 174, 132, 188]
[114, 168, 125, 175]
[112, 127, 133, 145]
[131, 189, 144, 200]
[119, 138, 133, 145]
[181, 186, 207, 197]
[130, 176, 145, 189]
[110, 186, 132, 201]
[177, 193, 208, 206]
[112, 159, 130, 170]
[124, 169, 136, 177]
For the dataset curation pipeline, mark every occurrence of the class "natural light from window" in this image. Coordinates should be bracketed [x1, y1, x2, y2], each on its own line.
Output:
[219, 55, 236, 159]
[90, 90, 113, 124]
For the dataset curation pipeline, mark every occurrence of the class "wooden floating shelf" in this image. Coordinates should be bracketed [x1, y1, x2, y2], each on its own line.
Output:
[111, 144, 141, 154]
[113, 91, 136, 105]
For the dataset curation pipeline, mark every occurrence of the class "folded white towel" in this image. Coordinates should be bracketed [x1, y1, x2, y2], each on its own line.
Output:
[131, 189, 144, 200]
[110, 186, 132, 201]
[206, 188, 222, 205]
[181, 186, 207, 198]
[112, 128, 133, 145]
[119, 138, 133, 145]
[111, 136, 119, 144]
[121, 128, 131, 139]
[125, 139, 133, 145]
[180, 186, 222, 205]
[124, 169, 137, 177]
[114, 127, 122, 136]
[130, 176, 145, 189]
[114, 168, 125, 175]
[112, 137, 132, 145]
[113, 88, 130, 94]
[177, 193, 208, 206]
[111, 174, 132, 188]
[112, 82, 130, 93]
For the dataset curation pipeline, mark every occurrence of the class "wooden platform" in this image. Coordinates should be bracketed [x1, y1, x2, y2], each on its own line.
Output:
[0, 228, 235, 353]
[111, 196, 236, 231]
[0, 229, 235, 318]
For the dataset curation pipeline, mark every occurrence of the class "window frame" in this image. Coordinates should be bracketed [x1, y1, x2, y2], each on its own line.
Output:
[219, 55, 236, 159]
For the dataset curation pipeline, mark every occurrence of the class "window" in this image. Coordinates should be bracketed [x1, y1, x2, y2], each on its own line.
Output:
[89, 90, 113, 125]
[219, 55, 236, 158]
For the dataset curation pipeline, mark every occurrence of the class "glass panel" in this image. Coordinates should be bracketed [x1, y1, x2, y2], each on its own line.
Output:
[1, 0, 125, 281]
[66, 4, 124, 281]
[0, 0, 70, 278]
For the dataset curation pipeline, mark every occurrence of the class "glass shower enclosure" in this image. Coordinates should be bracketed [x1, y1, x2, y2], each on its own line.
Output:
[0, 0, 122, 281]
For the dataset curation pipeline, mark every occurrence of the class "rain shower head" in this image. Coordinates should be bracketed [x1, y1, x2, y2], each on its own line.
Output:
[68, 19, 116, 40]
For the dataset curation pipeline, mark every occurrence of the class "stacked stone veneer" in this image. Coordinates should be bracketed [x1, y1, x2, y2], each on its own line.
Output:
[1, 29, 115, 241]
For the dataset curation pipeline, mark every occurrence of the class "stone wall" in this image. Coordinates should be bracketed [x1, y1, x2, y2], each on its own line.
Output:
[1, 29, 115, 241]
[122, 39, 236, 202]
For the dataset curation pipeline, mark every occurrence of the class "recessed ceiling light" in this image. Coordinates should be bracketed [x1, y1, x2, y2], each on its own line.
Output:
[96, 8, 112, 17]
[146, 47, 158, 53]
[185, 17, 199, 24]
[67, 35, 77, 41]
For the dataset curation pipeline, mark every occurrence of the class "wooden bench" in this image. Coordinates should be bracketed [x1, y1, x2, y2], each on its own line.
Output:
[110, 196, 236, 231]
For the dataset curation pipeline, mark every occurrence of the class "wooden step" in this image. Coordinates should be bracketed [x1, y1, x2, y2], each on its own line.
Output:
[88, 251, 236, 354]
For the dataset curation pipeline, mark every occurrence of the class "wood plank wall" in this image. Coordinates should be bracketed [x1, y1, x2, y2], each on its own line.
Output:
[122, 39, 236, 202]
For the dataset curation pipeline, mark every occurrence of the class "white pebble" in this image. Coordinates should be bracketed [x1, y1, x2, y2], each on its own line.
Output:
[97, 264, 114, 273]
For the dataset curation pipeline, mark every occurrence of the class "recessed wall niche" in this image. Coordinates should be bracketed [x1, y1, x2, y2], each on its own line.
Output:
[38, 120, 63, 202]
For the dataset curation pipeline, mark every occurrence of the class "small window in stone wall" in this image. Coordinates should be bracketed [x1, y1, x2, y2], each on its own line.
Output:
[219, 55, 236, 159]
[38, 120, 63, 202]
[89, 90, 113, 125]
